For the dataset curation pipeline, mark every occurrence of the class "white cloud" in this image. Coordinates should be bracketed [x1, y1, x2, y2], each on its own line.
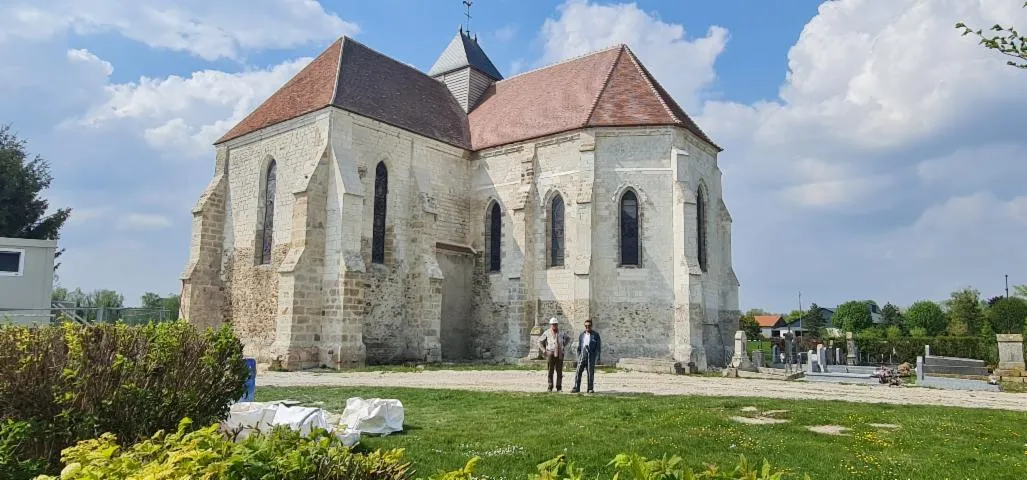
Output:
[118, 213, 173, 230]
[692, 0, 1027, 310]
[494, 25, 517, 43]
[538, 0, 727, 112]
[0, 0, 357, 60]
[70, 55, 312, 158]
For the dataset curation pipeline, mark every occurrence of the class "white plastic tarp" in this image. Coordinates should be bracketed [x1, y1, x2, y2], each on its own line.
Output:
[224, 402, 361, 447]
[339, 397, 405, 435]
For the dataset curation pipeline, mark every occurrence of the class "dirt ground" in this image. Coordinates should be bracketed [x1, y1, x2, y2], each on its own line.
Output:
[257, 369, 1027, 411]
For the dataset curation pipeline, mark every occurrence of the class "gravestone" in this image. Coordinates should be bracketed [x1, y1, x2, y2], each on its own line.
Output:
[916, 356, 925, 381]
[806, 350, 816, 372]
[845, 332, 858, 366]
[752, 350, 764, 369]
[772, 344, 781, 365]
[924, 344, 931, 357]
[996, 334, 1025, 375]
[817, 344, 828, 371]
[835, 348, 843, 365]
[730, 330, 756, 371]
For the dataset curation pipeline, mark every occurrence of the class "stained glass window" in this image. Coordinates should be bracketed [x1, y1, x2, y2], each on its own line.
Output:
[620, 191, 639, 266]
[372, 162, 388, 264]
[697, 185, 708, 272]
[260, 160, 276, 265]
[550, 195, 565, 267]
[488, 202, 501, 272]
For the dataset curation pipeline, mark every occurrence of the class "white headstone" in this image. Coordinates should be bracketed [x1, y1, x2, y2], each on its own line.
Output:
[916, 355, 925, 381]
[730, 330, 756, 371]
[996, 334, 1025, 371]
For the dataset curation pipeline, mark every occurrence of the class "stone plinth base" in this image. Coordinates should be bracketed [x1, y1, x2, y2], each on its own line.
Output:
[616, 357, 684, 375]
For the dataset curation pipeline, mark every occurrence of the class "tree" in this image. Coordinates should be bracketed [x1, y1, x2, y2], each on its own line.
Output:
[881, 302, 904, 330]
[986, 296, 1027, 334]
[1014, 284, 1027, 298]
[0, 125, 71, 240]
[957, 2, 1027, 69]
[801, 303, 825, 338]
[833, 300, 873, 333]
[141, 292, 181, 321]
[946, 287, 985, 336]
[906, 300, 947, 336]
[739, 313, 761, 340]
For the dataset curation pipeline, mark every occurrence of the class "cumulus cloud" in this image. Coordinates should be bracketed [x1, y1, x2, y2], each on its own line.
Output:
[537, 0, 727, 111]
[0, 0, 356, 60]
[118, 213, 173, 230]
[72, 56, 312, 157]
[692, 0, 1027, 309]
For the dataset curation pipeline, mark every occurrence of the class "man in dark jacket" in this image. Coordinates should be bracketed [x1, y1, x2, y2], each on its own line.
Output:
[571, 319, 601, 393]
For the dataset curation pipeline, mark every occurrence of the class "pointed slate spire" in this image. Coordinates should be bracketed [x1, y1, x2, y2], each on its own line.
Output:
[429, 29, 503, 81]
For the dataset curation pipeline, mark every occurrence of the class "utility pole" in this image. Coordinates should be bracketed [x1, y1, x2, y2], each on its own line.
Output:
[1006, 274, 1009, 298]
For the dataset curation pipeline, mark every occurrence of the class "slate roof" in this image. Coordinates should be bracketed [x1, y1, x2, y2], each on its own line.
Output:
[427, 30, 504, 81]
[216, 37, 470, 148]
[216, 37, 719, 154]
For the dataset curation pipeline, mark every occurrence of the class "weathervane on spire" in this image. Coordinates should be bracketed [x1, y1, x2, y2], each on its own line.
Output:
[463, 0, 473, 34]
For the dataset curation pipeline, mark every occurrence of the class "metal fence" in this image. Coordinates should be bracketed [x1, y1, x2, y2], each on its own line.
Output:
[0, 306, 176, 326]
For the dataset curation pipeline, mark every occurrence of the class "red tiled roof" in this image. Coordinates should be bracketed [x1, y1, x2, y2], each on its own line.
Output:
[468, 45, 720, 151]
[216, 39, 719, 154]
[216, 38, 470, 148]
[217, 39, 342, 144]
[754, 315, 785, 328]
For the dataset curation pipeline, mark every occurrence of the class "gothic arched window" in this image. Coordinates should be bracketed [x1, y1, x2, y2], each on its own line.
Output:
[697, 184, 708, 272]
[619, 190, 639, 266]
[372, 162, 388, 264]
[549, 194, 565, 267]
[487, 202, 501, 272]
[260, 160, 277, 265]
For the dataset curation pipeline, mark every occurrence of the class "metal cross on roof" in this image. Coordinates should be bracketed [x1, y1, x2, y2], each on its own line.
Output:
[463, 0, 473, 34]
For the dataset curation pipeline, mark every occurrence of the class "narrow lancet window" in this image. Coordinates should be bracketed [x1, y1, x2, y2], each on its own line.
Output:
[372, 162, 388, 264]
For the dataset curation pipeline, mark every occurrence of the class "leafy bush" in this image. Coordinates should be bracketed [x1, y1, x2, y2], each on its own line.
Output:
[986, 297, 1027, 334]
[852, 336, 997, 364]
[436, 452, 803, 480]
[0, 321, 247, 470]
[37, 417, 411, 480]
[0, 420, 45, 480]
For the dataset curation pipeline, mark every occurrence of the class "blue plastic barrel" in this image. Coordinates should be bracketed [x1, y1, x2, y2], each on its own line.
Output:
[241, 358, 256, 402]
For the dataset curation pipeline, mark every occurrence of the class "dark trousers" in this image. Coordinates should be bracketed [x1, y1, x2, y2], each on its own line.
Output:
[574, 348, 597, 391]
[546, 354, 563, 390]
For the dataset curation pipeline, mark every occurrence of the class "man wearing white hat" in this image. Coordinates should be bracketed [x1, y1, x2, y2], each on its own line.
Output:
[538, 317, 571, 392]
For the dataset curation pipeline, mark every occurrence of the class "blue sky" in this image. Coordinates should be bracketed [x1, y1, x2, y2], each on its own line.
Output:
[1, 0, 1026, 313]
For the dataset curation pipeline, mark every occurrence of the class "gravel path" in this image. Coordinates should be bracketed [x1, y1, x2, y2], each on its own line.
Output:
[257, 370, 1027, 412]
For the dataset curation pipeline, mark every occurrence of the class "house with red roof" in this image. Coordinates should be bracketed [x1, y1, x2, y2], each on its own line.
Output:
[754, 315, 787, 338]
[180, 29, 738, 370]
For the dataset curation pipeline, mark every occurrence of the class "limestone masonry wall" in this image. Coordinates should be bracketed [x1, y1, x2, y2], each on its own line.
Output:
[182, 107, 739, 369]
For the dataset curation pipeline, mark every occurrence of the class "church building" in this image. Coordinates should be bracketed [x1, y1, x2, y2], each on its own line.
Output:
[180, 28, 740, 370]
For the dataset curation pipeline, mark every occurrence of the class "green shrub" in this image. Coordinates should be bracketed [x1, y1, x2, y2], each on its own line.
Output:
[37, 417, 413, 480]
[0, 321, 247, 470]
[851, 336, 997, 364]
[435, 452, 803, 480]
[0, 420, 45, 480]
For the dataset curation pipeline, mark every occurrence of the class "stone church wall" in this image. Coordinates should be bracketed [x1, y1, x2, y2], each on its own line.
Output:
[222, 111, 331, 362]
[590, 127, 678, 361]
[332, 109, 468, 365]
[185, 108, 738, 369]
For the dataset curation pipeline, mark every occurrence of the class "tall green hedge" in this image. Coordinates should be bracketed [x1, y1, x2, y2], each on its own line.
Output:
[0, 321, 248, 472]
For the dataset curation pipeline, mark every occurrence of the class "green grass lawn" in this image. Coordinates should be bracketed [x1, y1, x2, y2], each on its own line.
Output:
[257, 386, 1027, 479]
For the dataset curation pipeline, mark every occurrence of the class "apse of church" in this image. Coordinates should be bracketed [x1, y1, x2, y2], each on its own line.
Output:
[180, 28, 740, 371]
